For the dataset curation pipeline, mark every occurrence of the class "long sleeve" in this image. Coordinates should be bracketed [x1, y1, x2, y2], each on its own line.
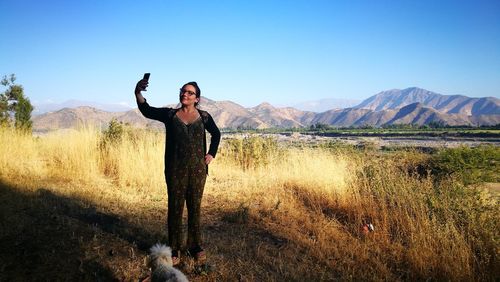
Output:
[204, 113, 221, 157]
[137, 99, 170, 123]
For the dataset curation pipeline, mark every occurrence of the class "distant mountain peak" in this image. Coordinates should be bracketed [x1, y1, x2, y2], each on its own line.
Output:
[354, 87, 499, 116]
[32, 87, 500, 133]
[33, 99, 133, 115]
[253, 102, 275, 109]
[404, 86, 425, 91]
[199, 96, 215, 103]
[292, 98, 361, 112]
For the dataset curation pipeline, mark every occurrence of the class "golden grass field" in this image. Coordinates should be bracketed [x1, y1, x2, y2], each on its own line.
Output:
[0, 125, 498, 281]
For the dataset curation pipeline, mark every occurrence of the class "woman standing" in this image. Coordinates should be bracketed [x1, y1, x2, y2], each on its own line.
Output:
[135, 77, 220, 265]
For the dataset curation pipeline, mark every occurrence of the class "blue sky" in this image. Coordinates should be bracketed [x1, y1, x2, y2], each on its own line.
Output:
[1, 0, 499, 108]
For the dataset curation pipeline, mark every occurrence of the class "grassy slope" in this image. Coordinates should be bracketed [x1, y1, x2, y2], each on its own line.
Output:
[0, 127, 498, 281]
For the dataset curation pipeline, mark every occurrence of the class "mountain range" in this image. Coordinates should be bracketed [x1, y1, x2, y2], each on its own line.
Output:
[33, 99, 133, 115]
[292, 98, 361, 112]
[33, 87, 500, 132]
[355, 87, 499, 115]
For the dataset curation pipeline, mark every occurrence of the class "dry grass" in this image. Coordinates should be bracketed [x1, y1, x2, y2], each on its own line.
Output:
[0, 126, 498, 281]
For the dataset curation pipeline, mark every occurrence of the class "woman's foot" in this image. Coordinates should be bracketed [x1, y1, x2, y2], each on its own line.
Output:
[171, 249, 181, 266]
[194, 250, 206, 263]
[188, 246, 206, 263]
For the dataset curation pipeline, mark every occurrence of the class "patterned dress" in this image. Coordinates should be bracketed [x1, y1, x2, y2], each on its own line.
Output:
[137, 100, 221, 252]
[166, 115, 207, 250]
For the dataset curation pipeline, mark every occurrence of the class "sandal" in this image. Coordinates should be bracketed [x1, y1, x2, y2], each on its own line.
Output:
[195, 250, 206, 263]
[188, 246, 206, 263]
[171, 250, 181, 266]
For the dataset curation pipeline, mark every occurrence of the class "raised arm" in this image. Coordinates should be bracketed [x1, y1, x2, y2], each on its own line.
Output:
[134, 79, 168, 122]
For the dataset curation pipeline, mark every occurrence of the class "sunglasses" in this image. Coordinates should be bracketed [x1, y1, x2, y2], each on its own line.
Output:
[179, 89, 197, 96]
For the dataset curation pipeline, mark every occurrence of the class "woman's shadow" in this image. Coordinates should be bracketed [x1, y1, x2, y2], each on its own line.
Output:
[0, 179, 161, 280]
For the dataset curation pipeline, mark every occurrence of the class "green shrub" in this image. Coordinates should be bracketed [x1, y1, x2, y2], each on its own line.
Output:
[102, 118, 125, 144]
[221, 136, 283, 170]
[430, 145, 499, 185]
[318, 140, 357, 152]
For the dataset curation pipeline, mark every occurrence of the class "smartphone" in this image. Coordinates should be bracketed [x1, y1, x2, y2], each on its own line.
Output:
[143, 73, 150, 81]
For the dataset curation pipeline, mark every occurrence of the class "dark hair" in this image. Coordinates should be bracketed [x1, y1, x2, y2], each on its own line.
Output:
[180, 81, 201, 107]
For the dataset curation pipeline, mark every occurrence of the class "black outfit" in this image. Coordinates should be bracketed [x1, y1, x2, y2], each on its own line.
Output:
[138, 100, 221, 251]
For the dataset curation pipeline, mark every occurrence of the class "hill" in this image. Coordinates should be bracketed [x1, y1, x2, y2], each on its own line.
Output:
[354, 87, 500, 115]
[33, 88, 500, 131]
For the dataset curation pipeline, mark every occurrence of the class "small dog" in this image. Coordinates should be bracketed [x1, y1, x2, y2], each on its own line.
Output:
[148, 244, 189, 282]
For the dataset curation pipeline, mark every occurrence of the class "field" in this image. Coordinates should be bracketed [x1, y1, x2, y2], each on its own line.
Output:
[0, 125, 499, 281]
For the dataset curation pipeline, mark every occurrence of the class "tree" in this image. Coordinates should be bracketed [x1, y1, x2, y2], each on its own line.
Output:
[0, 74, 34, 131]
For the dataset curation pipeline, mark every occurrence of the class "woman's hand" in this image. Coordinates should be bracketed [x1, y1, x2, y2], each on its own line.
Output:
[135, 79, 148, 103]
[205, 154, 214, 165]
[135, 79, 149, 95]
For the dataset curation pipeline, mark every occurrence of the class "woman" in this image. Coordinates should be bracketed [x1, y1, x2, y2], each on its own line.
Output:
[135, 77, 221, 265]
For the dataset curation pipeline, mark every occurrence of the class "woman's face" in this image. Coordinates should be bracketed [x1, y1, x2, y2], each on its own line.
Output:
[179, 84, 199, 107]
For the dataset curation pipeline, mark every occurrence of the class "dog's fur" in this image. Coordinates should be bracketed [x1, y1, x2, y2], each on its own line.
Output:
[148, 244, 188, 282]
